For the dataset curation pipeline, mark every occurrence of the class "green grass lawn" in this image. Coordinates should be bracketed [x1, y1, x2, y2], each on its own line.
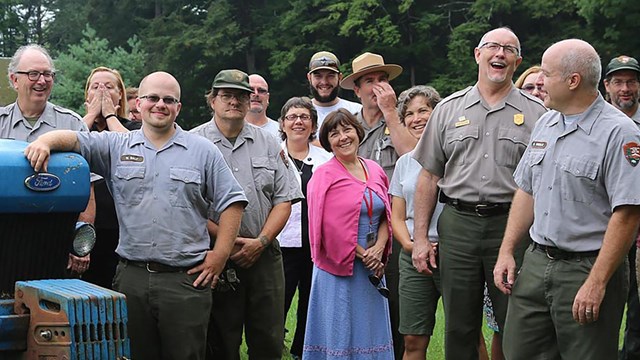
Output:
[240, 292, 628, 359]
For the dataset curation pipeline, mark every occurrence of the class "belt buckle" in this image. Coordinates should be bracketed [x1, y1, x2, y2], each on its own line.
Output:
[146, 262, 158, 273]
[475, 204, 490, 217]
[545, 247, 556, 260]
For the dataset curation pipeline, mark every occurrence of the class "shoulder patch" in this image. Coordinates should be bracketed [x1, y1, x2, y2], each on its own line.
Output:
[279, 149, 289, 168]
[623, 142, 640, 166]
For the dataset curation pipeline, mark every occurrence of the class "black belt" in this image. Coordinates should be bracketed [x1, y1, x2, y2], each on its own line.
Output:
[446, 198, 511, 217]
[532, 242, 599, 260]
[119, 258, 191, 273]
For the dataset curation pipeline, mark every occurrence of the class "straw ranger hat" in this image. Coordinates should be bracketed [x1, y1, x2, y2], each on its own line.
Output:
[340, 52, 403, 90]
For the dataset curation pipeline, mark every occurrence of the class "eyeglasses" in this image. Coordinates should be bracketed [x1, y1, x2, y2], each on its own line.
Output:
[139, 95, 180, 105]
[309, 56, 339, 71]
[16, 70, 55, 81]
[479, 42, 520, 56]
[251, 87, 269, 95]
[368, 273, 390, 298]
[522, 84, 545, 92]
[609, 79, 639, 88]
[217, 93, 249, 104]
[284, 114, 311, 122]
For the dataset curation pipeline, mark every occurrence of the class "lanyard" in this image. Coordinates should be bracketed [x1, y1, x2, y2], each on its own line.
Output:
[360, 159, 373, 226]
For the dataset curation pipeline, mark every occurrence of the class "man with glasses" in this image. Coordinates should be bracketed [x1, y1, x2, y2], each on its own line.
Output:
[0, 44, 95, 276]
[412, 27, 547, 359]
[603, 55, 640, 360]
[245, 74, 279, 137]
[191, 69, 303, 360]
[307, 51, 362, 130]
[23, 71, 248, 360]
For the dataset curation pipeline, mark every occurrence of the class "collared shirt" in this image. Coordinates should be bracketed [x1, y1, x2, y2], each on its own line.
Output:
[414, 85, 547, 203]
[279, 141, 332, 248]
[247, 118, 280, 139]
[190, 119, 303, 238]
[77, 126, 248, 266]
[514, 95, 640, 251]
[630, 107, 640, 125]
[0, 102, 87, 141]
[357, 112, 398, 180]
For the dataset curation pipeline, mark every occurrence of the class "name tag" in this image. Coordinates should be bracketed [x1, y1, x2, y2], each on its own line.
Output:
[455, 116, 470, 127]
[121, 154, 144, 162]
[531, 141, 547, 149]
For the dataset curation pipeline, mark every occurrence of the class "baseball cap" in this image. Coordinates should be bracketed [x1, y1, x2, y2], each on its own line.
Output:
[308, 51, 340, 74]
[605, 55, 640, 77]
[211, 69, 252, 92]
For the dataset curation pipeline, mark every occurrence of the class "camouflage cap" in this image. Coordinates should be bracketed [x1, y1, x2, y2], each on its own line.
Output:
[605, 55, 640, 77]
[211, 69, 252, 92]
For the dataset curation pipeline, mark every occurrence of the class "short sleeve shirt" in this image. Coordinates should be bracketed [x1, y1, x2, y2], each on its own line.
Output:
[76, 126, 248, 266]
[357, 112, 398, 180]
[190, 119, 304, 238]
[389, 150, 444, 242]
[514, 96, 640, 251]
[413, 85, 547, 203]
[314, 98, 362, 130]
[0, 102, 88, 141]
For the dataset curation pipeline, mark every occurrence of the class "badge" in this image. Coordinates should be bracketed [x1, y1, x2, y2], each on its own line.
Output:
[455, 116, 470, 128]
[121, 154, 144, 162]
[531, 141, 547, 149]
[366, 232, 377, 248]
[279, 149, 289, 168]
[514, 114, 524, 126]
[623, 142, 640, 166]
[384, 126, 390, 136]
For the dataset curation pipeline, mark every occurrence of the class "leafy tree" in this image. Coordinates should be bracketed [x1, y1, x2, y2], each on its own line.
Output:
[51, 26, 146, 114]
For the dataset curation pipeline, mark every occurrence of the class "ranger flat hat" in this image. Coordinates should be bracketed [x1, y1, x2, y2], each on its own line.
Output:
[340, 52, 403, 90]
[211, 69, 252, 93]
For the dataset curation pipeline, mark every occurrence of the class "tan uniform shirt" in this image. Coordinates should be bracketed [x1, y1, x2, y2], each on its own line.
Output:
[413, 85, 547, 203]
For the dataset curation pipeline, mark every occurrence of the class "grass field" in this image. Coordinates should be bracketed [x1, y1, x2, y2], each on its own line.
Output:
[240, 293, 628, 359]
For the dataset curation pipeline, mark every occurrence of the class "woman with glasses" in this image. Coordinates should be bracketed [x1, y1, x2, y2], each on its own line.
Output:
[81, 67, 140, 289]
[515, 65, 546, 102]
[304, 108, 393, 359]
[278, 97, 331, 360]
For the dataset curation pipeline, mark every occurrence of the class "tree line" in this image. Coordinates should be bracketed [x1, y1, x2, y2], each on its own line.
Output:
[1, 0, 638, 128]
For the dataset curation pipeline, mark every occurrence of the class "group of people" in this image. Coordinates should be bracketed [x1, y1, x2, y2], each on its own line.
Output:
[5, 24, 640, 360]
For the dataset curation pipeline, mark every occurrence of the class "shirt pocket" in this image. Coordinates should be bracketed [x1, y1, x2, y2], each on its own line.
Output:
[527, 150, 545, 194]
[168, 168, 202, 208]
[558, 156, 599, 204]
[496, 127, 529, 168]
[376, 136, 397, 175]
[445, 125, 479, 165]
[113, 165, 145, 206]
[251, 157, 276, 198]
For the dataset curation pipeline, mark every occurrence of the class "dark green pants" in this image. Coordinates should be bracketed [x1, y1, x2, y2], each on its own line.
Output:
[207, 241, 285, 360]
[438, 205, 525, 360]
[113, 261, 212, 360]
[504, 244, 628, 360]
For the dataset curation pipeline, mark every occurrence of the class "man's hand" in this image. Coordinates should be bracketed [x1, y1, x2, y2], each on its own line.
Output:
[412, 238, 436, 275]
[24, 140, 52, 172]
[373, 82, 398, 114]
[67, 253, 90, 275]
[229, 237, 265, 268]
[188, 250, 227, 288]
[493, 252, 516, 295]
[572, 278, 606, 325]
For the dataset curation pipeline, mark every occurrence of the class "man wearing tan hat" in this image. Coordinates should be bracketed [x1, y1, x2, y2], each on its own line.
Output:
[412, 27, 547, 359]
[191, 69, 303, 360]
[603, 55, 640, 360]
[341, 51, 416, 359]
[307, 51, 362, 129]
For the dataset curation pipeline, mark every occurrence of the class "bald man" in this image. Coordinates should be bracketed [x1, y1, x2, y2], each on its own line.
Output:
[494, 39, 640, 360]
[24, 71, 247, 360]
[245, 74, 279, 137]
